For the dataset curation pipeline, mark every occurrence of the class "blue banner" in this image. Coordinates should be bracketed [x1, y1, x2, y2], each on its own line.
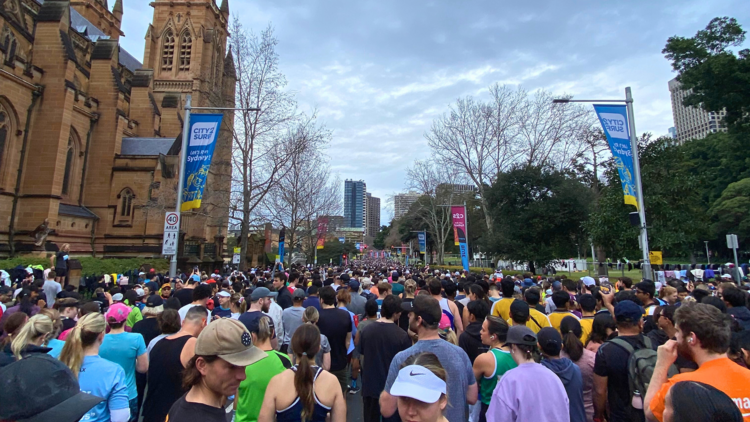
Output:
[278, 227, 286, 263]
[593, 105, 638, 209]
[418, 232, 426, 254]
[182, 114, 223, 211]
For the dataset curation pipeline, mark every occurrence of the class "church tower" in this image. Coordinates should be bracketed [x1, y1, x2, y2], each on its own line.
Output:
[142, 0, 235, 243]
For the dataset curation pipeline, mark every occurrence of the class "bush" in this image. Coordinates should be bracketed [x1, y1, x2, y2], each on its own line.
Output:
[0, 257, 170, 275]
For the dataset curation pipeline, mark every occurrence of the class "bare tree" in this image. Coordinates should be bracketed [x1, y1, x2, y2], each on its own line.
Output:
[425, 97, 496, 232]
[260, 114, 341, 260]
[228, 21, 304, 270]
[516, 90, 593, 169]
[406, 160, 464, 264]
[572, 127, 610, 196]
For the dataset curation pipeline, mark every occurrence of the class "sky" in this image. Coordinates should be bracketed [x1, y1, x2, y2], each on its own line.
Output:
[119, 0, 750, 225]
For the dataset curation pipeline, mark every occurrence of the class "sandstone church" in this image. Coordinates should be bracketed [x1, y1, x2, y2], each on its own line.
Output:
[0, 0, 234, 267]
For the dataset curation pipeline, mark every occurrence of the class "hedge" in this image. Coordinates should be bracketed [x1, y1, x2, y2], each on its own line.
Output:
[0, 257, 170, 275]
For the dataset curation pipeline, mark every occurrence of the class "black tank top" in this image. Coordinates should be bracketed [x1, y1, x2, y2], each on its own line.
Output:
[141, 335, 192, 422]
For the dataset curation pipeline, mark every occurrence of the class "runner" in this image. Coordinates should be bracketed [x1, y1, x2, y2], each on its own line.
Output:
[538, 327, 586, 422]
[59, 312, 130, 422]
[301, 306, 332, 370]
[178, 284, 213, 322]
[560, 316, 596, 422]
[389, 352, 450, 422]
[141, 306, 208, 422]
[472, 316, 516, 422]
[258, 324, 346, 422]
[99, 303, 148, 421]
[485, 326, 569, 422]
[168, 318, 266, 422]
[317, 286, 352, 394]
[381, 295, 477, 422]
[236, 315, 291, 422]
[359, 295, 411, 422]
[281, 289, 307, 353]
[0, 313, 53, 367]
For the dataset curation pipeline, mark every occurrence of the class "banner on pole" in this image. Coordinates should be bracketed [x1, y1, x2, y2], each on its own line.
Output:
[278, 228, 286, 263]
[418, 232, 427, 254]
[451, 206, 469, 272]
[316, 217, 328, 249]
[181, 114, 223, 211]
[593, 104, 638, 209]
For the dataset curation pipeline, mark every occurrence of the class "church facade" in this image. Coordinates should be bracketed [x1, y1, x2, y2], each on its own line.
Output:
[0, 0, 234, 267]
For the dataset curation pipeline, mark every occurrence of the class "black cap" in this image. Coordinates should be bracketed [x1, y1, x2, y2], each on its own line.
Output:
[145, 295, 163, 307]
[0, 354, 104, 422]
[634, 281, 655, 298]
[401, 295, 442, 326]
[510, 300, 530, 321]
[537, 327, 562, 356]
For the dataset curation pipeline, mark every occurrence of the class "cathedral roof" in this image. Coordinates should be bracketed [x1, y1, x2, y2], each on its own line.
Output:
[121, 138, 176, 156]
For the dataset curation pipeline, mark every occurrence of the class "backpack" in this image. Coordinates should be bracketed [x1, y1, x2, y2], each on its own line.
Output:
[609, 336, 679, 410]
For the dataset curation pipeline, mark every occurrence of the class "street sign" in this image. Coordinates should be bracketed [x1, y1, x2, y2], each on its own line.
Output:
[649, 251, 663, 265]
[727, 234, 739, 249]
[162, 212, 180, 255]
[232, 254, 240, 264]
[234, 247, 241, 254]
[338, 237, 345, 243]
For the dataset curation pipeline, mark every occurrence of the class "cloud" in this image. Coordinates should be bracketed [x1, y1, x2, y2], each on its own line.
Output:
[118, 0, 750, 225]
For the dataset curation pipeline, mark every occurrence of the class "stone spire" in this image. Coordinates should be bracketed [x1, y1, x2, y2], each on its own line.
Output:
[112, 0, 123, 20]
[219, 0, 229, 16]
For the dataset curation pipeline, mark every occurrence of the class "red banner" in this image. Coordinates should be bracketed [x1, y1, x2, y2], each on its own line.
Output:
[316, 217, 328, 249]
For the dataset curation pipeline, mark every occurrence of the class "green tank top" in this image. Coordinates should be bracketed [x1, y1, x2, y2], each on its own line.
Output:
[480, 348, 518, 405]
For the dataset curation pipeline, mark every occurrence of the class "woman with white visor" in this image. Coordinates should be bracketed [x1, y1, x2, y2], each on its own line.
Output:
[389, 352, 449, 422]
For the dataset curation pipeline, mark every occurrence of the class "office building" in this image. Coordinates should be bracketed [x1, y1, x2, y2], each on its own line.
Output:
[394, 192, 420, 220]
[668, 127, 677, 139]
[366, 193, 381, 238]
[668, 78, 726, 143]
[344, 180, 366, 229]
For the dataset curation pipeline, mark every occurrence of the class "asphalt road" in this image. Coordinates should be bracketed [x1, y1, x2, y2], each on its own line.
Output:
[347, 389, 364, 422]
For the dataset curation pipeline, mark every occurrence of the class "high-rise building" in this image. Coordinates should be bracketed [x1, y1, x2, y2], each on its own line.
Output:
[668, 78, 726, 143]
[366, 193, 381, 238]
[344, 180, 366, 228]
[394, 192, 420, 220]
[668, 127, 677, 139]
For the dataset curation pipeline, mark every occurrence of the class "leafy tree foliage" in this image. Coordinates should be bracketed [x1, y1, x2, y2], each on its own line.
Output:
[709, 178, 750, 245]
[315, 240, 358, 264]
[663, 17, 750, 131]
[485, 165, 591, 272]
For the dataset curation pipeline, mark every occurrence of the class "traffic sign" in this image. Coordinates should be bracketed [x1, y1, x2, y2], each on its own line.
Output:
[162, 212, 180, 255]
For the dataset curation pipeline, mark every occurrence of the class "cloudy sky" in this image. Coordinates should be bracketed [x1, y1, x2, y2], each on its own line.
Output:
[119, 0, 750, 225]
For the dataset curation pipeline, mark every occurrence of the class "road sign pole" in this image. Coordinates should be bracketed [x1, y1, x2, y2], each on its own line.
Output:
[170, 95, 192, 278]
[626, 87, 651, 281]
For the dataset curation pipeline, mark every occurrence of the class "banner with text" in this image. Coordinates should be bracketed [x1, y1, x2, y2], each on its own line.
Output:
[181, 114, 223, 211]
[593, 104, 638, 209]
[451, 206, 469, 272]
[418, 232, 427, 254]
[316, 217, 328, 249]
[278, 227, 286, 263]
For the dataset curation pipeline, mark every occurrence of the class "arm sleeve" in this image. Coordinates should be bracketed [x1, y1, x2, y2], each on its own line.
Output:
[485, 380, 513, 422]
[321, 335, 331, 353]
[383, 353, 403, 393]
[648, 381, 672, 422]
[109, 368, 130, 412]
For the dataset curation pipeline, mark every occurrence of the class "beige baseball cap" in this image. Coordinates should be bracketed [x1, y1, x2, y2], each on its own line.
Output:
[193, 319, 267, 366]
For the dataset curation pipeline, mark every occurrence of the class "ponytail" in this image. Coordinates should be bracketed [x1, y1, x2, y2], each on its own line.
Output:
[291, 324, 321, 421]
[11, 314, 54, 360]
[560, 316, 584, 362]
[59, 313, 106, 378]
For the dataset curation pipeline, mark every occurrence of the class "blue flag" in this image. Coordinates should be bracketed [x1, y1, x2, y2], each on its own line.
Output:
[418, 232, 427, 254]
[182, 114, 223, 211]
[593, 104, 638, 209]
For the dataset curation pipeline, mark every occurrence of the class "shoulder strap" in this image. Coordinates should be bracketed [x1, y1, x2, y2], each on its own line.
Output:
[609, 337, 635, 355]
[529, 315, 543, 330]
[642, 336, 653, 350]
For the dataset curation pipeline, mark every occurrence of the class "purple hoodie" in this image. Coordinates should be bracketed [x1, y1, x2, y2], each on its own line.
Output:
[486, 362, 570, 422]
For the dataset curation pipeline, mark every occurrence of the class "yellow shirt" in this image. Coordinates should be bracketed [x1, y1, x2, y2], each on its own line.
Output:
[506, 308, 551, 334]
[548, 311, 579, 333]
[579, 316, 594, 343]
[491, 298, 515, 321]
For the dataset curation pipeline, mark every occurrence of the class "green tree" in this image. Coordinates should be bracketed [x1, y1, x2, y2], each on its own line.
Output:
[315, 240, 357, 265]
[663, 17, 750, 131]
[373, 225, 390, 250]
[708, 178, 750, 244]
[485, 165, 591, 273]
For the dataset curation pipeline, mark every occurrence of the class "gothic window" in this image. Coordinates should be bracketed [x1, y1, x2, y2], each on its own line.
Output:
[161, 30, 175, 71]
[0, 105, 8, 176]
[119, 188, 134, 217]
[61, 138, 75, 196]
[179, 31, 192, 71]
[2, 29, 16, 65]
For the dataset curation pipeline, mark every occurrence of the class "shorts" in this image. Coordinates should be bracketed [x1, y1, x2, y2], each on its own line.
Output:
[55, 268, 67, 278]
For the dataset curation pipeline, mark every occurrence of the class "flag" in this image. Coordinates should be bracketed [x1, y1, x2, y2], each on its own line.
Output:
[278, 227, 286, 263]
[316, 217, 328, 249]
[451, 206, 469, 272]
[593, 104, 638, 209]
[418, 232, 427, 255]
[181, 114, 223, 211]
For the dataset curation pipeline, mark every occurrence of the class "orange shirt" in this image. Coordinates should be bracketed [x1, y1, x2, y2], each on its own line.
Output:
[649, 357, 750, 421]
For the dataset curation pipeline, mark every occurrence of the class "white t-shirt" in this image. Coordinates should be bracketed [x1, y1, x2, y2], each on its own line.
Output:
[178, 304, 198, 322]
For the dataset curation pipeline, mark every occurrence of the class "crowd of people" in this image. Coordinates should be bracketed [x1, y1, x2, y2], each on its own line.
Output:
[1, 259, 750, 422]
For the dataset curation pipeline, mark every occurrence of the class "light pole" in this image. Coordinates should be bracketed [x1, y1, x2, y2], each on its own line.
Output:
[553, 87, 652, 281]
[704, 240, 710, 266]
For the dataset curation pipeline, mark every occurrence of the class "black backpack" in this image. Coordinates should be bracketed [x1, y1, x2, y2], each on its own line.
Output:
[609, 336, 678, 410]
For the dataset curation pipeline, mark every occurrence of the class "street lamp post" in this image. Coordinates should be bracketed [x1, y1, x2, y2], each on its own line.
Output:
[553, 87, 652, 281]
[704, 240, 711, 266]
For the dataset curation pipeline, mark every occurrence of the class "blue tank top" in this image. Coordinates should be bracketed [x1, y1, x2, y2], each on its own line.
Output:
[275, 365, 331, 422]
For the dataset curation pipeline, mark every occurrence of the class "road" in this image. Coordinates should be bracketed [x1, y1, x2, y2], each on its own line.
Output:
[347, 388, 364, 422]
